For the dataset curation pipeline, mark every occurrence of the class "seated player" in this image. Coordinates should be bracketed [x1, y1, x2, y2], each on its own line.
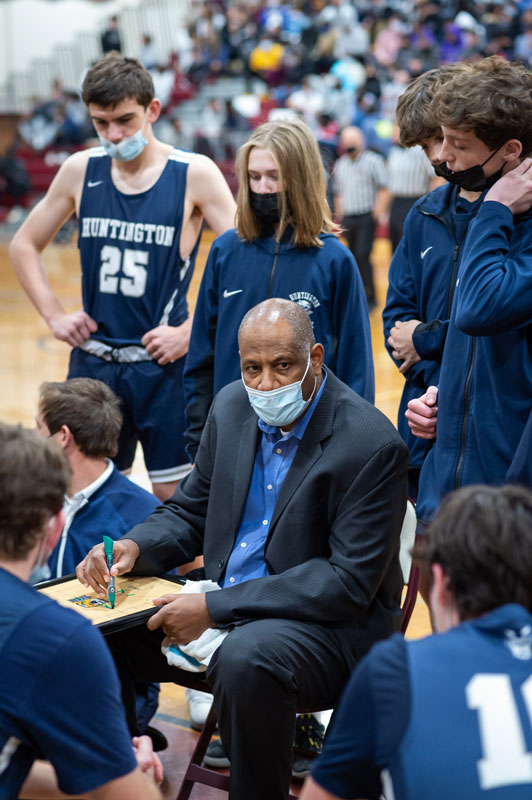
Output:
[0, 423, 162, 799]
[35, 377, 159, 580]
[302, 484, 532, 800]
[34, 377, 165, 748]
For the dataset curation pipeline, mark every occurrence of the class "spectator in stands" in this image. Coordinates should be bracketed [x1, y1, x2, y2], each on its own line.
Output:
[139, 34, 159, 71]
[101, 15, 122, 54]
[249, 33, 285, 86]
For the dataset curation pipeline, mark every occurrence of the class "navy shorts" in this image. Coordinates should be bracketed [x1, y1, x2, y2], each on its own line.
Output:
[68, 348, 190, 482]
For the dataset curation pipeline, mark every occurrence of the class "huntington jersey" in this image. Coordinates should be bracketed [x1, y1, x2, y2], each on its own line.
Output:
[78, 147, 201, 347]
[312, 604, 532, 799]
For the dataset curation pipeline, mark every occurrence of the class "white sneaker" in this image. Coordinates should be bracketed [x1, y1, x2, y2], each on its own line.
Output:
[186, 688, 214, 730]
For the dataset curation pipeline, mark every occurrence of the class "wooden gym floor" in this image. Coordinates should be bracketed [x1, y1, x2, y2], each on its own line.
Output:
[0, 228, 430, 797]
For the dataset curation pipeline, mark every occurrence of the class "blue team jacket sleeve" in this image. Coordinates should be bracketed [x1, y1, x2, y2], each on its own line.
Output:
[411, 319, 448, 362]
[331, 245, 375, 402]
[382, 227, 444, 387]
[15, 611, 136, 795]
[183, 241, 220, 462]
[455, 201, 532, 335]
[311, 635, 409, 800]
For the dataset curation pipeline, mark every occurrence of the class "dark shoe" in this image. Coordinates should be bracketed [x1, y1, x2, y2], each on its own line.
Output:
[203, 738, 230, 768]
[144, 725, 168, 752]
[292, 714, 325, 778]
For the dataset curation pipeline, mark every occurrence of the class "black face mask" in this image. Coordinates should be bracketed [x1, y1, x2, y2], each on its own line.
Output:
[249, 190, 282, 224]
[434, 145, 504, 192]
[346, 146, 358, 155]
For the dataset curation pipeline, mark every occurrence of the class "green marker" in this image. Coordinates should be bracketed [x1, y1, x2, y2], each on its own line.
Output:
[103, 536, 115, 609]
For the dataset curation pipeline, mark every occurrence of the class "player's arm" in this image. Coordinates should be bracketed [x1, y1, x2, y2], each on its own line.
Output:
[19, 763, 161, 800]
[9, 151, 98, 347]
[187, 154, 236, 236]
[20, 736, 163, 800]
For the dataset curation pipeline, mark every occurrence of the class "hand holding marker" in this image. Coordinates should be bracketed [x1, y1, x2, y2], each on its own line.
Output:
[103, 535, 115, 609]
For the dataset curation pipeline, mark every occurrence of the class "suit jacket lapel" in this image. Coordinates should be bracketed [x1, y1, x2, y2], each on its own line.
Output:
[232, 410, 261, 535]
[268, 370, 337, 534]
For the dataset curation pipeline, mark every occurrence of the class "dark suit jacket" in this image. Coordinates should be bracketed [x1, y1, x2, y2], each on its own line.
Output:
[127, 368, 409, 662]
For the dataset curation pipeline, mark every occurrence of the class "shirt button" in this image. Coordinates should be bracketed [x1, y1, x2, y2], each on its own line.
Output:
[229, 576, 235, 583]
[276, 448, 282, 454]
[267, 484, 273, 491]
[262, 519, 268, 526]
[241, 542, 247, 548]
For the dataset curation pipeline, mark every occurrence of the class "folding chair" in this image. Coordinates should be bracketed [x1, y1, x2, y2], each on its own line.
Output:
[175, 499, 420, 800]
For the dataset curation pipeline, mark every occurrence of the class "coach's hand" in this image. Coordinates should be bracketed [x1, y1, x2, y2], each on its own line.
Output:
[147, 593, 214, 643]
[76, 538, 140, 596]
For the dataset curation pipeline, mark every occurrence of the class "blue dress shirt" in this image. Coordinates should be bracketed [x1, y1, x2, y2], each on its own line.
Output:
[221, 372, 327, 588]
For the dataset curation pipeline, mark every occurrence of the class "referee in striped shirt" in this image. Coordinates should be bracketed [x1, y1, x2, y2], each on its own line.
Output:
[333, 126, 388, 310]
[386, 133, 438, 252]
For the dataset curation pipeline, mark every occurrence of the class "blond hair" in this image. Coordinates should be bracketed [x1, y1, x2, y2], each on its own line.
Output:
[235, 118, 339, 248]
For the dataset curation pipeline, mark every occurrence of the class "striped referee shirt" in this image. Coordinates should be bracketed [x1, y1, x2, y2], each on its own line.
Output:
[333, 149, 388, 215]
[387, 145, 435, 198]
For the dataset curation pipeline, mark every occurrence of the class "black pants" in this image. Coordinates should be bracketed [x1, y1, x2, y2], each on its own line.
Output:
[389, 196, 420, 253]
[342, 212, 376, 306]
[105, 618, 354, 800]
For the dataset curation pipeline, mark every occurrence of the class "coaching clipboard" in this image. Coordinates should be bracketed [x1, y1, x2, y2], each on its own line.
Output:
[38, 573, 185, 634]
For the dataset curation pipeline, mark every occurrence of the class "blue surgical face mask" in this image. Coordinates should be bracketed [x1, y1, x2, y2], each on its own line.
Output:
[243, 355, 317, 427]
[99, 112, 149, 162]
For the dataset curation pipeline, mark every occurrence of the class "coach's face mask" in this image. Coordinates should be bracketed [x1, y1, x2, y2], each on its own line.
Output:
[243, 355, 316, 427]
[434, 145, 504, 192]
[99, 113, 149, 162]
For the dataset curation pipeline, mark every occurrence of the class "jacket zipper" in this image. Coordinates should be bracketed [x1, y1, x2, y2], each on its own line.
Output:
[420, 208, 475, 490]
[419, 209, 460, 316]
[454, 337, 476, 488]
[267, 240, 280, 298]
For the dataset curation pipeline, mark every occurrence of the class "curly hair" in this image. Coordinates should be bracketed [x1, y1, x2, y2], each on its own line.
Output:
[396, 64, 468, 148]
[0, 424, 70, 559]
[430, 57, 532, 155]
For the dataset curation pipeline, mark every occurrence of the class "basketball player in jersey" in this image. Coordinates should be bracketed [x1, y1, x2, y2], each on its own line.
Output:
[9, 53, 236, 501]
[301, 483, 532, 800]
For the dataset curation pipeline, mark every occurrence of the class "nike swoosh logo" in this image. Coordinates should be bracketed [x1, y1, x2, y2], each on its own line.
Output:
[420, 246, 433, 259]
[223, 289, 243, 298]
[87, 180, 103, 188]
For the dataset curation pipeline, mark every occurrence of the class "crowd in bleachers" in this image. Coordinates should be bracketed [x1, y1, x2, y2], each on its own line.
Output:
[3, 0, 532, 218]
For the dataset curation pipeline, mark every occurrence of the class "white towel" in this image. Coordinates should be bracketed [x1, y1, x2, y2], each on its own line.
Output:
[161, 579, 228, 672]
